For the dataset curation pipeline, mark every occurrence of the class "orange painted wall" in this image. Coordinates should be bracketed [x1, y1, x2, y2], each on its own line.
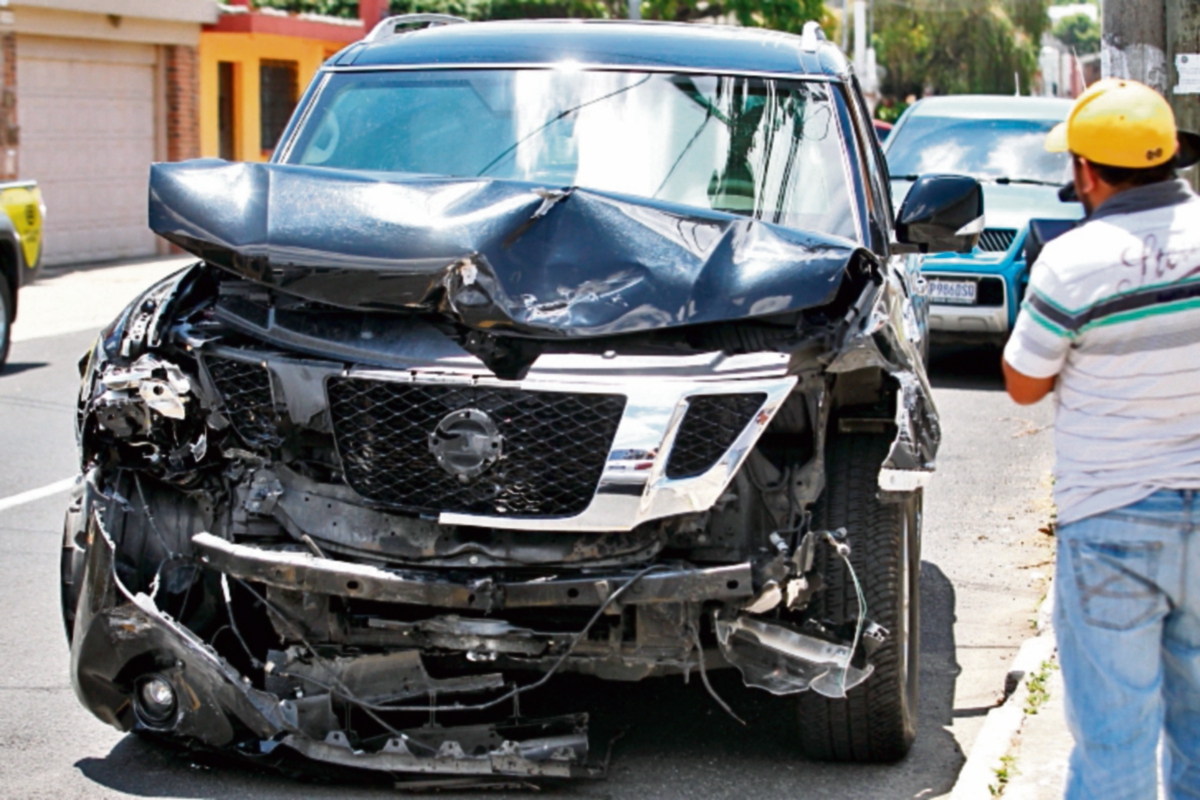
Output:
[199, 31, 344, 161]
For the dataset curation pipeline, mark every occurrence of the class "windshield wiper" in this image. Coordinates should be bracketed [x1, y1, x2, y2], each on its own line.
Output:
[992, 177, 1063, 187]
[475, 75, 654, 178]
[890, 174, 1063, 187]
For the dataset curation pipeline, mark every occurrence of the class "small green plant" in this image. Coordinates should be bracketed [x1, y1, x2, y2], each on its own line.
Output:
[1024, 659, 1057, 715]
[989, 754, 1019, 795]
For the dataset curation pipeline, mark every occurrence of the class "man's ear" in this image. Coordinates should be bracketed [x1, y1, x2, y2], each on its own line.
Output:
[1075, 157, 1098, 195]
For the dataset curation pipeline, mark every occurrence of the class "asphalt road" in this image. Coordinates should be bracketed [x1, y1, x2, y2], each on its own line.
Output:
[0, 262, 1055, 799]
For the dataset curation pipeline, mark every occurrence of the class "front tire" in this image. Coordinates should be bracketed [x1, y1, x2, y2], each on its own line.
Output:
[0, 273, 11, 368]
[797, 433, 921, 763]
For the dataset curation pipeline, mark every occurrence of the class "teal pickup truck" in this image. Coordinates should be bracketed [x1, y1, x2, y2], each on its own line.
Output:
[884, 96, 1084, 345]
[0, 180, 45, 367]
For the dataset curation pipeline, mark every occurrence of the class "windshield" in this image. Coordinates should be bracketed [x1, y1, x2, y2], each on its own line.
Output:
[283, 69, 858, 240]
[885, 115, 1071, 185]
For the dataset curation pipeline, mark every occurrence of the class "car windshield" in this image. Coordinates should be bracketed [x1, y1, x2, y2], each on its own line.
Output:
[283, 69, 858, 240]
[885, 115, 1071, 185]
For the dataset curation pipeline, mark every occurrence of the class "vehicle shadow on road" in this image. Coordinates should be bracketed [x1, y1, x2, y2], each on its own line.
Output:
[925, 344, 1006, 392]
[74, 563, 964, 799]
[0, 361, 48, 377]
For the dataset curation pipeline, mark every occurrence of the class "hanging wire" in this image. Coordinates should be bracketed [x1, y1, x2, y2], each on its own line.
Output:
[690, 619, 746, 726]
[234, 562, 666, 715]
[826, 534, 868, 698]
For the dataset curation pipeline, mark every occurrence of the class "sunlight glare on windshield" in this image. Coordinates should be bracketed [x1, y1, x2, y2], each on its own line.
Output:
[287, 69, 858, 239]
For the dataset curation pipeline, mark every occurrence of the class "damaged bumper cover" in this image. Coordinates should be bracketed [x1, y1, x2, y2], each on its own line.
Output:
[70, 505, 599, 779]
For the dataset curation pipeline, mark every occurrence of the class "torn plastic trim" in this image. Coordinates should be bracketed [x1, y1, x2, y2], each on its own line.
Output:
[281, 715, 594, 779]
[826, 267, 940, 489]
[193, 532, 754, 610]
[70, 498, 598, 777]
[714, 614, 873, 699]
[70, 507, 289, 746]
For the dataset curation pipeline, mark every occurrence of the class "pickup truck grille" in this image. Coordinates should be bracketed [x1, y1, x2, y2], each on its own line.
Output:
[978, 228, 1017, 252]
[327, 379, 625, 518]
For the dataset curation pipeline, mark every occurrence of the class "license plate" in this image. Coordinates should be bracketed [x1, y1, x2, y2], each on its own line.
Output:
[928, 279, 977, 305]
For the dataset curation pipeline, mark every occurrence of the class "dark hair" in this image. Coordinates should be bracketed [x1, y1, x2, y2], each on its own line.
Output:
[1075, 155, 1176, 187]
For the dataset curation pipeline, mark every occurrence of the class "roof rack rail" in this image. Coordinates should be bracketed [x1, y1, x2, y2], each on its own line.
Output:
[799, 20, 827, 51]
[365, 13, 468, 43]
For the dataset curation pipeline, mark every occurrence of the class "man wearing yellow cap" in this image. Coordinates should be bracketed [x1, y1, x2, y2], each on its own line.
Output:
[1004, 78, 1200, 799]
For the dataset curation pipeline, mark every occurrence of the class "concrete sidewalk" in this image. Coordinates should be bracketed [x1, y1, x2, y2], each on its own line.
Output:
[13, 255, 194, 344]
[956, 592, 1169, 800]
[999, 647, 1070, 799]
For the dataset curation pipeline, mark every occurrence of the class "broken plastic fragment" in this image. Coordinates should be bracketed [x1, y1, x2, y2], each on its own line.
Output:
[742, 581, 783, 614]
[715, 614, 873, 699]
[139, 379, 188, 419]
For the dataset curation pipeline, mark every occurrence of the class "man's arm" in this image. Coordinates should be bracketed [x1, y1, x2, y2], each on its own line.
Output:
[1002, 359, 1056, 405]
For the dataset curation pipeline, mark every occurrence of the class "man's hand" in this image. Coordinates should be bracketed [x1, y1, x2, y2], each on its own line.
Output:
[1003, 359, 1056, 405]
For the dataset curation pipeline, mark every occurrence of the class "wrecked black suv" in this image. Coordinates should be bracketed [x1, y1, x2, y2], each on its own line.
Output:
[61, 16, 984, 780]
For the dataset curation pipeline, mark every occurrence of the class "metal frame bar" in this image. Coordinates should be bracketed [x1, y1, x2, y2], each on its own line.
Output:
[193, 533, 754, 609]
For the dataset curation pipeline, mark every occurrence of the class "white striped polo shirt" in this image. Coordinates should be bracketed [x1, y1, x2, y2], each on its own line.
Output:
[1004, 178, 1200, 525]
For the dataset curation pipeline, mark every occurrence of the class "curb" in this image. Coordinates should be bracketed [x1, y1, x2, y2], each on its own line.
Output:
[948, 588, 1056, 799]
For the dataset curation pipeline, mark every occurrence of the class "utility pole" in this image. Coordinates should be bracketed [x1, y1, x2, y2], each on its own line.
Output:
[1104, 1, 1200, 188]
[1101, 0, 1167, 93]
[1166, 0, 1200, 189]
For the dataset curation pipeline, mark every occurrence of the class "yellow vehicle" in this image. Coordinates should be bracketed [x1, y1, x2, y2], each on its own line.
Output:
[0, 180, 45, 367]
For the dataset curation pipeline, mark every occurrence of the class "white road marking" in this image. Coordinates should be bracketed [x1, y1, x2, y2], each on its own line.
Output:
[0, 477, 76, 512]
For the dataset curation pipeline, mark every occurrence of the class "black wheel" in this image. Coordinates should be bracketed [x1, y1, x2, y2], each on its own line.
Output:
[797, 433, 921, 763]
[0, 272, 11, 369]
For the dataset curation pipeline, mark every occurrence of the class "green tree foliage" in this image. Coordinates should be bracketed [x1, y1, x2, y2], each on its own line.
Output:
[256, 0, 359, 14]
[1052, 12, 1100, 55]
[640, 0, 826, 34]
[873, 0, 1049, 98]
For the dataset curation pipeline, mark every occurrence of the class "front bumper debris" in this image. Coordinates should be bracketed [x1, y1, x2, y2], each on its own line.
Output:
[70, 507, 600, 780]
[193, 532, 755, 610]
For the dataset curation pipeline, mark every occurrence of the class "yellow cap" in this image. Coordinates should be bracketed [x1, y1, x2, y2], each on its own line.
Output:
[1045, 78, 1178, 168]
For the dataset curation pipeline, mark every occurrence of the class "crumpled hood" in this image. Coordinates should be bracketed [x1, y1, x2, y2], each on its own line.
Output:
[149, 161, 860, 338]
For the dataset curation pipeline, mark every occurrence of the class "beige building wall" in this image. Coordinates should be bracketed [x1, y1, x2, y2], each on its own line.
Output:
[10, 1, 216, 265]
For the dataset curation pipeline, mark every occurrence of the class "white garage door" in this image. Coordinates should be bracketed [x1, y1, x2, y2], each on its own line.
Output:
[19, 37, 159, 267]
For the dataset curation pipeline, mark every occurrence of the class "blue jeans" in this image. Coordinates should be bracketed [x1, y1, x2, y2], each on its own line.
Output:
[1057, 490, 1200, 799]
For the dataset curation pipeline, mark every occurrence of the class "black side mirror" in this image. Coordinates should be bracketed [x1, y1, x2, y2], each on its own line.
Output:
[895, 174, 985, 254]
[1024, 218, 1076, 265]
